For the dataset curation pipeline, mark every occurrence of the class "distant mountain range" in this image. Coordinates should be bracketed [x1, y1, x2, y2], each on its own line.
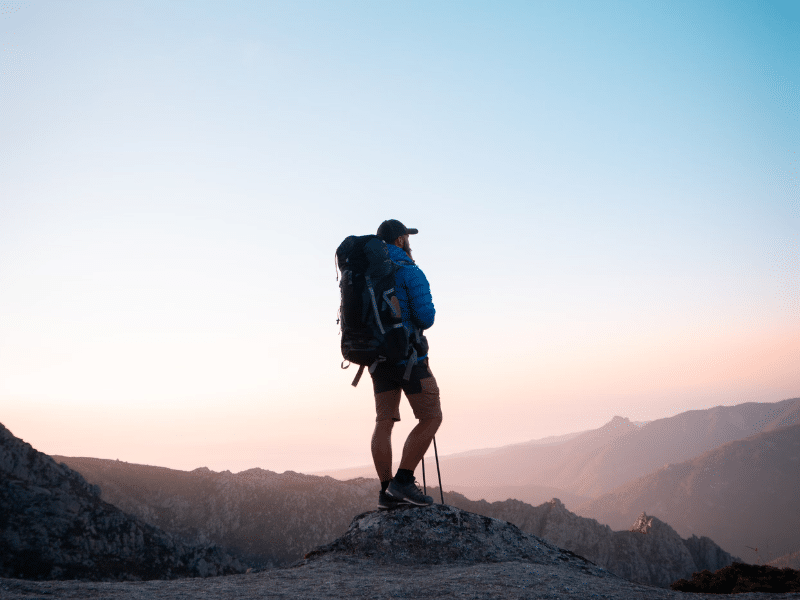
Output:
[57, 454, 737, 588]
[51, 457, 379, 568]
[318, 397, 800, 508]
[576, 423, 800, 563]
[315, 397, 800, 560]
[0, 423, 244, 581]
[7, 396, 798, 585]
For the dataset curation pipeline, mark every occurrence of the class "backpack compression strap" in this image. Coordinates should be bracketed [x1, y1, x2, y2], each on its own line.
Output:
[351, 355, 391, 387]
[351, 364, 366, 387]
[351, 350, 417, 387]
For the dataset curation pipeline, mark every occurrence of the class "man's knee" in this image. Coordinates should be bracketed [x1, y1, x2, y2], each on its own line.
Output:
[421, 415, 442, 432]
[374, 418, 395, 432]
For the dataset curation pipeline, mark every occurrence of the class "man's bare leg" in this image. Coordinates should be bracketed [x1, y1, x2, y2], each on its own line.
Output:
[371, 419, 395, 483]
[398, 416, 442, 472]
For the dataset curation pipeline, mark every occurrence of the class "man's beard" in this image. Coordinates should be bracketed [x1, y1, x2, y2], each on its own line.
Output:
[402, 237, 413, 261]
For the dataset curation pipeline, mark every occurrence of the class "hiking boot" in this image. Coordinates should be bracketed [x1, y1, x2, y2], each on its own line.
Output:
[378, 490, 411, 510]
[386, 477, 434, 506]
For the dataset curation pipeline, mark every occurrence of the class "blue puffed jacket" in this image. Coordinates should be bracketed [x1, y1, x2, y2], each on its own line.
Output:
[386, 243, 435, 358]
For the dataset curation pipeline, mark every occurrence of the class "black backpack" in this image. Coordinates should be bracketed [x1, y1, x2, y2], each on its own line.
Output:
[336, 235, 416, 386]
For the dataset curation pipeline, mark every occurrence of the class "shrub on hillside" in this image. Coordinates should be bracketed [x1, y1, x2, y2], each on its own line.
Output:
[671, 562, 800, 594]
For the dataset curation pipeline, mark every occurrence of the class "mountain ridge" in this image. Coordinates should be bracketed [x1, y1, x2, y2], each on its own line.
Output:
[315, 398, 800, 506]
[57, 454, 736, 588]
[576, 422, 800, 562]
[0, 423, 245, 581]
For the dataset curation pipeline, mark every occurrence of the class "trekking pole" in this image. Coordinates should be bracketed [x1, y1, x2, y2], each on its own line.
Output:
[433, 436, 444, 504]
[421, 456, 427, 495]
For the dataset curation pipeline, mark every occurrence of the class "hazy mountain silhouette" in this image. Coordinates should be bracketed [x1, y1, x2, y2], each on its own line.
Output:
[24, 396, 794, 587]
[319, 397, 799, 506]
[52, 457, 379, 569]
[320, 428, 590, 480]
[576, 423, 800, 563]
[444, 482, 591, 508]
[316, 429, 594, 508]
[58, 456, 736, 588]
[0, 423, 244, 581]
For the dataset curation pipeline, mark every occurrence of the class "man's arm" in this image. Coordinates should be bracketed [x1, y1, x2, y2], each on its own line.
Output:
[405, 265, 435, 330]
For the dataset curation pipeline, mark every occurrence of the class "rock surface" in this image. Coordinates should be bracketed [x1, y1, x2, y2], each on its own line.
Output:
[0, 423, 245, 580]
[303, 503, 609, 571]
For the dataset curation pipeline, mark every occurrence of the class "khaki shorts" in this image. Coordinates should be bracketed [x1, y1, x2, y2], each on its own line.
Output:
[371, 358, 442, 422]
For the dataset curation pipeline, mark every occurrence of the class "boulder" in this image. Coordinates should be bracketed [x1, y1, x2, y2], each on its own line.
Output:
[303, 502, 612, 579]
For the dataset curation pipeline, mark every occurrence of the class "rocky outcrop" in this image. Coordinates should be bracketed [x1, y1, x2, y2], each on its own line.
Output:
[440, 494, 739, 589]
[612, 512, 705, 588]
[683, 532, 740, 573]
[0, 423, 246, 581]
[671, 562, 800, 594]
[303, 503, 611, 576]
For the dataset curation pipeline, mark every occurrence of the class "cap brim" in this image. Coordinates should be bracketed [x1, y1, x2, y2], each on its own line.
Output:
[407, 228, 419, 235]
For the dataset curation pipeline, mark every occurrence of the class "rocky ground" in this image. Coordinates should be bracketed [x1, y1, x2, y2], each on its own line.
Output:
[3, 505, 798, 600]
[3, 553, 800, 599]
[0, 561, 782, 600]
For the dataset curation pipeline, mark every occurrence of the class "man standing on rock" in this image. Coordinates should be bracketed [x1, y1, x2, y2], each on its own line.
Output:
[371, 219, 442, 509]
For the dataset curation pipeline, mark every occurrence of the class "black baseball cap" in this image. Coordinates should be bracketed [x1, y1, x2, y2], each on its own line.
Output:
[377, 219, 419, 242]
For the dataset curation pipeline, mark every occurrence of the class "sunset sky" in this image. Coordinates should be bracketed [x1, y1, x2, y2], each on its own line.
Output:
[1, 0, 798, 475]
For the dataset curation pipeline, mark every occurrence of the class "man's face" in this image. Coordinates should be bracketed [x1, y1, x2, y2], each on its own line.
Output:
[400, 234, 412, 257]
[392, 234, 412, 259]
[397, 234, 414, 260]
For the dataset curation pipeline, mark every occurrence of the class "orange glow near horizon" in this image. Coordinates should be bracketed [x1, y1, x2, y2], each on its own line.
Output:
[4, 321, 798, 475]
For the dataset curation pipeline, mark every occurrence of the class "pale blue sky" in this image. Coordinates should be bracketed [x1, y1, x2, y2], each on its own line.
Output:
[1, 1, 798, 473]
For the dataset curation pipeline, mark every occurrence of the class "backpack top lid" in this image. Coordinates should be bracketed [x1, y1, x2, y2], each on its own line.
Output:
[337, 235, 393, 280]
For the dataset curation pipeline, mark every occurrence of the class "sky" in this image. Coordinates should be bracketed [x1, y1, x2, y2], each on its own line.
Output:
[1, 0, 798, 475]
